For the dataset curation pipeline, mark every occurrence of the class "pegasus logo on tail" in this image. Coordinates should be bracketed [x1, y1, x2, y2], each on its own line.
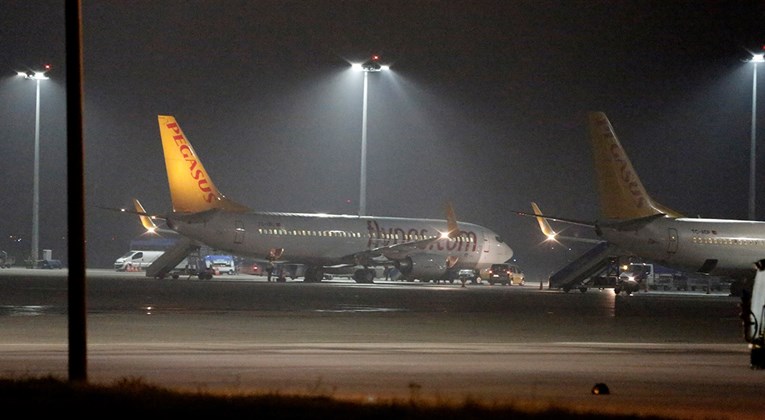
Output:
[159, 115, 249, 214]
[164, 120, 216, 204]
[589, 112, 678, 220]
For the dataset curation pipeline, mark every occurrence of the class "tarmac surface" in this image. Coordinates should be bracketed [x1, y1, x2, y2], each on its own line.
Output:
[0, 268, 763, 419]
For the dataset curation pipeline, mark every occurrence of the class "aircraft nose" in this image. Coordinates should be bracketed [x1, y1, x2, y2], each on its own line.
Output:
[504, 244, 514, 260]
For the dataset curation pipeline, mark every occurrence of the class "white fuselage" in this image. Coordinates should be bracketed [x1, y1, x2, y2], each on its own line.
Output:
[168, 210, 513, 279]
[601, 216, 765, 279]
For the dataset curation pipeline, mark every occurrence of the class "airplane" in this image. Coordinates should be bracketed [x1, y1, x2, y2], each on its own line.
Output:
[126, 198, 320, 281]
[129, 115, 514, 283]
[517, 111, 765, 296]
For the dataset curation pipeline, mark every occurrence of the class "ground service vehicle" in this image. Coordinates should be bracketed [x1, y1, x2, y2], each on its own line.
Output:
[204, 255, 236, 275]
[37, 259, 63, 269]
[508, 264, 525, 285]
[486, 263, 510, 285]
[114, 250, 164, 271]
[0, 251, 14, 268]
[484, 263, 525, 285]
[458, 268, 480, 284]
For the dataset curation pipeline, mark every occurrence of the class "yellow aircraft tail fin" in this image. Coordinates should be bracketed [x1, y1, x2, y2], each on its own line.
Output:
[588, 112, 682, 220]
[158, 115, 249, 214]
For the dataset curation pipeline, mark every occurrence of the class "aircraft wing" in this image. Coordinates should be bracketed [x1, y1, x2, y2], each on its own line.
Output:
[343, 235, 448, 267]
[514, 208, 596, 228]
[132, 198, 161, 231]
[97, 199, 180, 236]
[522, 202, 603, 244]
[97, 201, 167, 222]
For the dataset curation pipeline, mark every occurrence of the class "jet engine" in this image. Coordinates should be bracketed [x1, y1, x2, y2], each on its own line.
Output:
[394, 254, 455, 281]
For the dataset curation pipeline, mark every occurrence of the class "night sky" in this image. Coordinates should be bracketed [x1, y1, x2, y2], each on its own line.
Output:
[2, 1, 765, 281]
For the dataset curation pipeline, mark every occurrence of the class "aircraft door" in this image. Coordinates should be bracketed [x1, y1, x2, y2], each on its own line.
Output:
[234, 220, 244, 244]
[667, 228, 678, 254]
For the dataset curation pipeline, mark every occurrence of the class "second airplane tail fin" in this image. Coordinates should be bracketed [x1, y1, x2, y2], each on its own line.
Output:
[158, 115, 249, 214]
[588, 112, 682, 221]
[445, 201, 460, 239]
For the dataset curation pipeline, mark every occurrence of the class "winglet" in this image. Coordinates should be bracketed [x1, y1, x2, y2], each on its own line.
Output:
[158, 115, 250, 214]
[588, 112, 682, 220]
[445, 201, 459, 238]
[133, 198, 158, 232]
[531, 202, 557, 240]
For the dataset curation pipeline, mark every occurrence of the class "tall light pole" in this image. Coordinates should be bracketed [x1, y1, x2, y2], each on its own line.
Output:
[749, 54, 764, 221]
[17, 65, 50, 266]
[352, 55, 387, 216]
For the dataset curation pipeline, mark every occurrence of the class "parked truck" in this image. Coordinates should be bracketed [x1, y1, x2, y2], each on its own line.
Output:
[621, 262, 693, 291]
[204, 254, 236, 275]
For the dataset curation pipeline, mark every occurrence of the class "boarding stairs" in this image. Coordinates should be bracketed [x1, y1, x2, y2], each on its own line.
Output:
[145, 236, 199, 279]
[548, 241, 621, 292]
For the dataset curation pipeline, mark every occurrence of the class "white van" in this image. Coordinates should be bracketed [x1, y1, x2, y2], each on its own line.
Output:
[114, 250, 164, 271]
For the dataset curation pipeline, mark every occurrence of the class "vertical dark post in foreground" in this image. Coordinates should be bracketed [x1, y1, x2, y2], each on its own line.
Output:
[66, 0, 87, 383]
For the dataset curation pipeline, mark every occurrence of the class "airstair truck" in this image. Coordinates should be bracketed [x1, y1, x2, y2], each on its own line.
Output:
[744, 260, 765, 368]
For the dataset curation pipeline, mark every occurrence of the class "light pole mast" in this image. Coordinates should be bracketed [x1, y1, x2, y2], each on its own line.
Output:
[18, 66, 50, 266]
[360, 70, 370, 217]
[749, 54, 764, 220]
[354, 55, 385, 216]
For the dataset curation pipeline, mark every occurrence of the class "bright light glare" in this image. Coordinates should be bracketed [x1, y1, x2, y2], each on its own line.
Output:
[545, 233, 557, 241]
[752, 54, 765, 63]
[17, 71, 49, 80]
[351, 62, 389, 72]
